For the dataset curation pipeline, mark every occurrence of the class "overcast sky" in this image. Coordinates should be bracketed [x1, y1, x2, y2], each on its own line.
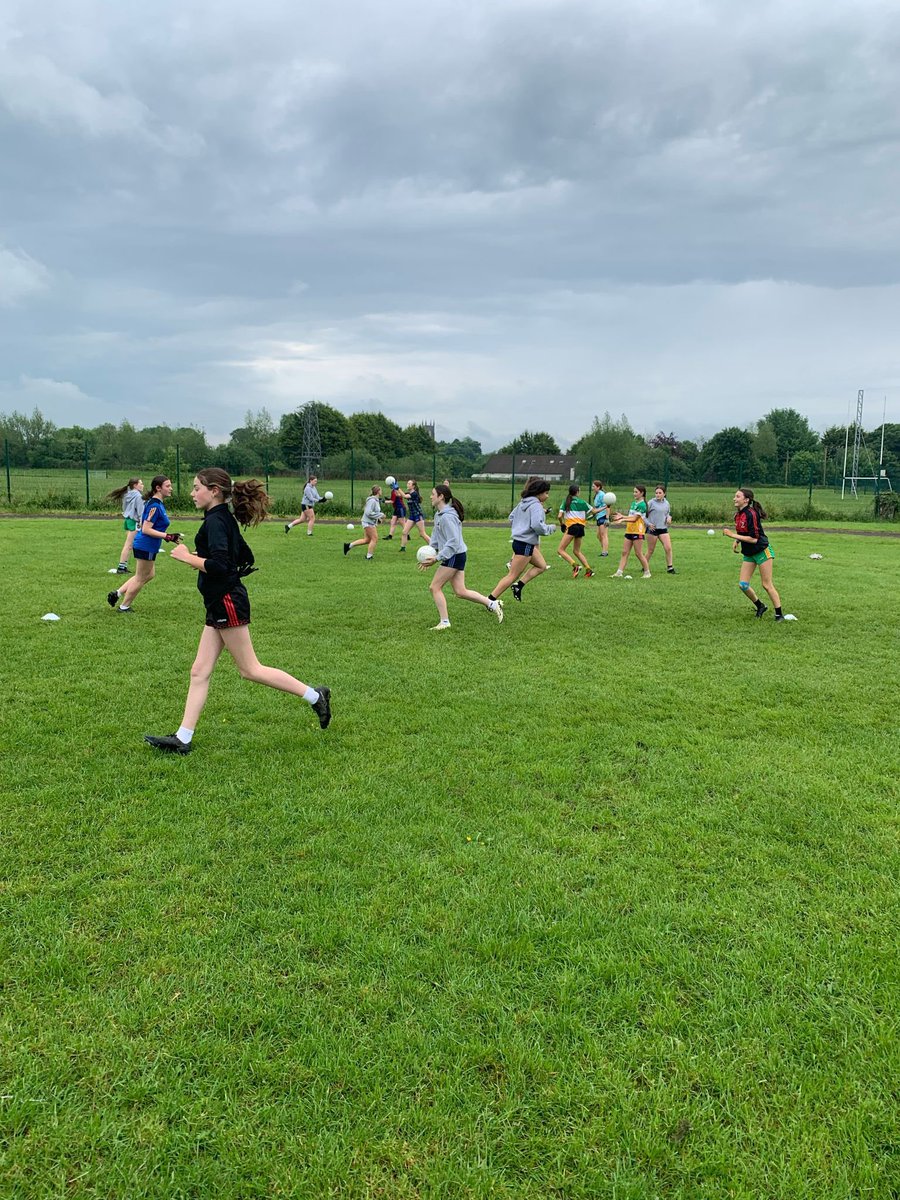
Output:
[2, 0, 899, 449]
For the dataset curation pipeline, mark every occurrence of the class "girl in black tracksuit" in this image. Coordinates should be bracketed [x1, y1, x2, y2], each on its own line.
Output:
[144, 468, 332, 754]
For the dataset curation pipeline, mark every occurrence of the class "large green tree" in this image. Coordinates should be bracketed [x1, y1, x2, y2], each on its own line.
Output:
[402, 423, 437, 454]
[696, 427, 755, 483]
[348, 411, 406, 464]
[496, 430, 561, 455]
[571, 413, 648, 481]
[762, 408, 819, 467]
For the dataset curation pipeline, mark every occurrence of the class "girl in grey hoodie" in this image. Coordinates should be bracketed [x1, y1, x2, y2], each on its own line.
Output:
[344, 486, 384, 559]
[419, 485, 504, 630]
[488, 478, 557, 605]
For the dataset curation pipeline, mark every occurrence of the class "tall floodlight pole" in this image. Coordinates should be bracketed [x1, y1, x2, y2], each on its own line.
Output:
[849, 389, 864, 497]
[300, 403, 322, 480]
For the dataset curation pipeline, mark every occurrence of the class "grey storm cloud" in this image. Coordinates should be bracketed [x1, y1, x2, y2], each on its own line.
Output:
[1, 0, 899, 444]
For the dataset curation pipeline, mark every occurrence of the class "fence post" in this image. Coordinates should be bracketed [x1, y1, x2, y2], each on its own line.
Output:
[874, 469, 881, 519]
[350, 448, 355, 510]
[510, 441, 517, 509]
[4, 439, 10, 503]
[176, 444, 181, 496]
[808, 464, 814, 510]
[264, 449, 269, 492]
[84, 442, 90, 506]
[664, 453, 671, 488]
[432, 452, 436, 489]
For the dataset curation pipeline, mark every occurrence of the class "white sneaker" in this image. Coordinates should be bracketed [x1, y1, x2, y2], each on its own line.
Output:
[611, 570, 623, 577]
[490, 599, 504, 623]
[642, 571, 652, 578]
[430, 621, 451, 631]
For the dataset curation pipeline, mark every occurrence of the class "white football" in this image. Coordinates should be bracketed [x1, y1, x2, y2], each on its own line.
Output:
[346, 523, 355, 530]
[324, 490, 333, 500]
[416, 545, 438, 563]
[707, 529, 715, 536]
[604, 492, 616, 506]
[385, 476, 396, 486]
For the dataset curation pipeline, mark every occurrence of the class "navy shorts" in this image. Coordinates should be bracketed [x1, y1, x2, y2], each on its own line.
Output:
[511, 539, 535, 557]
[595, 517, 608, 526]
[134, 547, 159, 561]
[625, 532, 645, 542]
[441, 552, 467, 571]
[205, 585, 251, 628]
[393, 505, 407, 519]
[566, 525, 585, 539]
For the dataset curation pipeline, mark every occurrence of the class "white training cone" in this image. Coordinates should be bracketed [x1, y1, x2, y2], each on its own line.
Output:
[41, 613, 61, 621]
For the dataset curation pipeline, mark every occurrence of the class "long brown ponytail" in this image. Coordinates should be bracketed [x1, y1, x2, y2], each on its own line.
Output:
[435, 483, 464, 521]
[195, 468, 271, 528]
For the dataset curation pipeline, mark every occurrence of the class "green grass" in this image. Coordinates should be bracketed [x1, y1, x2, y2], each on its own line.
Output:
[1, 519, 898, 1198]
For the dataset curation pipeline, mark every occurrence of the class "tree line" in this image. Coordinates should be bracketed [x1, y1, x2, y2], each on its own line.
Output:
[1, 403, 897, 487]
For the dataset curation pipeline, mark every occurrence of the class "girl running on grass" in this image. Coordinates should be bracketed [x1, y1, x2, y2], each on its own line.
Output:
[284, 475, 324, 536]
[398, 479, 431, 552]
[590, 479, 610, 558]
[344, 486, 383, 559]
[488, 478, 556, 605]
[106, 476, 144, 574]
[419, 485, 504, 630]
[556, 484, 593, 578]
[611, 486, 651, 578]
[107, 476, 181, 613]
[144, 469, 331, 754]
[645, 484, 676, 574]
[722, 488, 786, 621]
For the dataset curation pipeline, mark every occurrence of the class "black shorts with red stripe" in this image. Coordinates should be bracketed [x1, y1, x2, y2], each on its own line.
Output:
[205, 584, 251, 629]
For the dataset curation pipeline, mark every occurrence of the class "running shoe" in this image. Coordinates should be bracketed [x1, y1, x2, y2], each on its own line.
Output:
[144, 733, 192, 754]
[312, 686, 332, 729]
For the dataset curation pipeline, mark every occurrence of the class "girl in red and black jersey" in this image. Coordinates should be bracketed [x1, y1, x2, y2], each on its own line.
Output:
[722, 488, 785, 621]
[144, 468, 331, 754]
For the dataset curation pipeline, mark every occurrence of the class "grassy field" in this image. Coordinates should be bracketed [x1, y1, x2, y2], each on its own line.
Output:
[1, 468, 892, 523]
[1, 518, 898, 1198]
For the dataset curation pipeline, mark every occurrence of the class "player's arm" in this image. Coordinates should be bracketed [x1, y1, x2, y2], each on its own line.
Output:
[140, 505, 167, 539]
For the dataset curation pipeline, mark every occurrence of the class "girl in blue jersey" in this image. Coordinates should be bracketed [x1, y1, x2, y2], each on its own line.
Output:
[106, 475, 181, 613]
[591, 479, 610, 558]
[399, 479, 431, 551]
[419, 485, 503, 630]
[144, 468, 331, 753]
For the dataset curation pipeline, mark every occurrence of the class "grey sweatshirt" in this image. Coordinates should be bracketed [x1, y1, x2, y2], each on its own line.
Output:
[123, 488, 144, 522]
[508, 495, 555, 545]
[302, 483, 321, 507]
[362, 495, 383, 527]
[646, 497, 671, 530]
[430, 505, 467, 560]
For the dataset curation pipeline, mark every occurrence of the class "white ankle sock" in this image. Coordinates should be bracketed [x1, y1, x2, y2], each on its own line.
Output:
[304, 687, 320, 705]
[176, 726, 194, 744]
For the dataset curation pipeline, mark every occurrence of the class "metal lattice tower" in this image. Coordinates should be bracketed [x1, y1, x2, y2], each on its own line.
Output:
[849, 389, 865, 497]
[299, 403, 322, 479]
